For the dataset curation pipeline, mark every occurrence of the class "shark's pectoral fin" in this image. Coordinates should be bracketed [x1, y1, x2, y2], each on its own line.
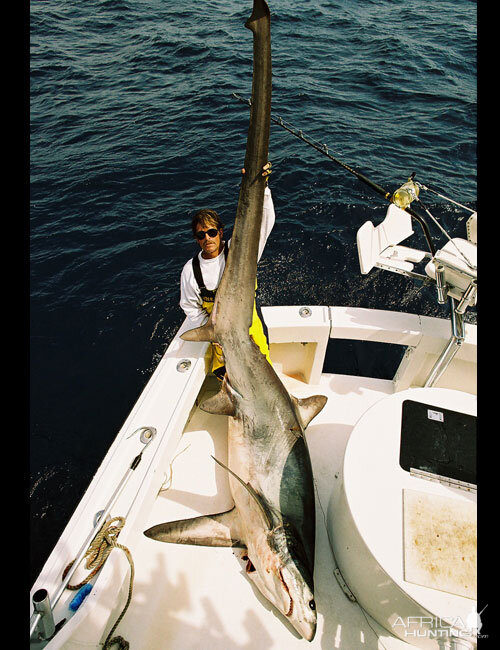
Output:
[144, 506, 245, 547]
[181, 321, 216, 343]
[200, 379, 236, 416]
[292, 394, 328, 429]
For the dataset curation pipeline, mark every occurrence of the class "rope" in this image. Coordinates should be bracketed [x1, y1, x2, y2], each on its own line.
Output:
[102, 540, 134, 650]
[63, 517, 125, 588]
[103, 636, 129, 650]
[62, 516, 134, 650]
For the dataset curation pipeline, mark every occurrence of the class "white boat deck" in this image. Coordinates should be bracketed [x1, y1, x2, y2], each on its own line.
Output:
[116, 370, 409, 649]
[32, 306, 477, 649]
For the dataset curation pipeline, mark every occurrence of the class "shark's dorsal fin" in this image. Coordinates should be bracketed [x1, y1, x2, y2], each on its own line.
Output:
[200, 378, 236, 416]
[211, 455, 274, 530]
[291, 394, 328, 430]
[181, 321, 216, 343]
[143, 506, 245, 548]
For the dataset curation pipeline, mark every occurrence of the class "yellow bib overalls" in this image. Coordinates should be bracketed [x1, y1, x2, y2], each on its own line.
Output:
[192, 244, 272, 380]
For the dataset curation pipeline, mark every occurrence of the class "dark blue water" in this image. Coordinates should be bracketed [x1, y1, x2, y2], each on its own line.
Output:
[30, 0, 476, 585]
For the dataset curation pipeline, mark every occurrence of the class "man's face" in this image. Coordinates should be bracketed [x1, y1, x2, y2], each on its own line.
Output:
[195, 221, 223, 258]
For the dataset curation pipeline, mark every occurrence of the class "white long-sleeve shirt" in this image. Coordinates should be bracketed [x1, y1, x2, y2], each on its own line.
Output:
[179, 186, 275, 328]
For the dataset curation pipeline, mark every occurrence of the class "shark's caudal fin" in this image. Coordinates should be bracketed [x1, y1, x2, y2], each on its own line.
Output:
[292, 394, 328, 430]
[144, 507, 245, 548]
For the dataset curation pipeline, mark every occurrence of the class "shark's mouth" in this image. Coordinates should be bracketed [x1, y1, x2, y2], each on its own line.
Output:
[243, 555, 293, 618]
[279, 568, 294, 617]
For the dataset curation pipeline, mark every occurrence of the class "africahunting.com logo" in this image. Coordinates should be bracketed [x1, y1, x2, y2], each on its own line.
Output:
[392, 605, 488, 641]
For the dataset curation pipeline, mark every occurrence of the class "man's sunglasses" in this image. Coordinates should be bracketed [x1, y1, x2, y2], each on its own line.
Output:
[195, 228, 219, 240]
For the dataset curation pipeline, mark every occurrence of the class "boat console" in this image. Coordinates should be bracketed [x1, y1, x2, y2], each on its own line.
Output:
[327, 387, 477, 647]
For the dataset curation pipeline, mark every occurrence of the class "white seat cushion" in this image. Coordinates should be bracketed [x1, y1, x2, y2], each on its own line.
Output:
[425, 238, 477, 303]
[357, 204, 424, 275]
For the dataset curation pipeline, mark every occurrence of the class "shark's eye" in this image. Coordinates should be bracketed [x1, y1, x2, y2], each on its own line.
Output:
[309, 600, 316, 610]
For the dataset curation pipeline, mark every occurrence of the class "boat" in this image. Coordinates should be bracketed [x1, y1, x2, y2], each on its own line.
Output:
[30, 3, 477, 649]
[29, 186, 478, 650]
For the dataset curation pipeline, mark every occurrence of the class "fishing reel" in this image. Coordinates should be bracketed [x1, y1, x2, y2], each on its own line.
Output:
[391, 172, 420, 210]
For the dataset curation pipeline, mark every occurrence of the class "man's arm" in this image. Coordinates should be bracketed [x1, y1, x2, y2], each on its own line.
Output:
[179, 260, 209, 327]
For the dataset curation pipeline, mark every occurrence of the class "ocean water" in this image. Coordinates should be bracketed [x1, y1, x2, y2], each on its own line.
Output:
[30, 0, 476, 585]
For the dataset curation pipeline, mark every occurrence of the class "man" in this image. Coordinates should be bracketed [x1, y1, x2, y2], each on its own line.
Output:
[180, 164, 274, 379]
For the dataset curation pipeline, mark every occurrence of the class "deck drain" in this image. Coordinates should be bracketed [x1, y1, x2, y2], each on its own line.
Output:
[176, 359, 191, 373]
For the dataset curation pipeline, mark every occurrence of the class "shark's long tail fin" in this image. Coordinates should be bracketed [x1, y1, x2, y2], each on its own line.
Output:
[183, 0, 271, 343]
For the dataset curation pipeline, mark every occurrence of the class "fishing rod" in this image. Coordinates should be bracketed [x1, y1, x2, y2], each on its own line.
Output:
[232, 93, 436, 256]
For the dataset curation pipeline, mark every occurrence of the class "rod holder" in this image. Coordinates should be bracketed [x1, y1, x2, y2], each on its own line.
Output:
[30, 589, 55, 641]
[450, 297, 465, 342]
[424, 297, 465, 388]
[455, 280, 477, 315]
[435, 264, 448, 304]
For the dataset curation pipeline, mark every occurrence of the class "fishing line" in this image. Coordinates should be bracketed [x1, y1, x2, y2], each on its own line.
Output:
[415, 196, 476, 270]
[232, 93, 436, 256]
[417, 182, 476, 213]
[158, 444, 192, 493]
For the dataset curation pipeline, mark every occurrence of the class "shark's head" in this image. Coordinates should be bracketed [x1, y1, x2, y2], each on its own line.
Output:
[245, 525, 317, 641]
